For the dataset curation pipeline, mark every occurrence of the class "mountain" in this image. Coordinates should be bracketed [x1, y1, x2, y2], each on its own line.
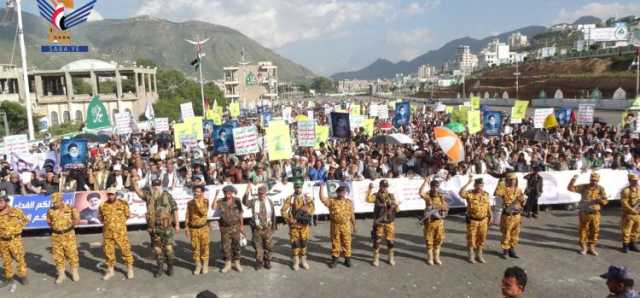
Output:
[573, 16, 602, 25]
[332, 26, 546, 80]
[0, 8, 313, 81]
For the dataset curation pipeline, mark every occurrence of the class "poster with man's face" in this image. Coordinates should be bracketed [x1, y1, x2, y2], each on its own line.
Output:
[330, 112, 351, 139]
[213, 125, 235, 154]
[393, 101, 411, 128]
[74, 191, 107, 226]
[555, 108, 571, 125]
[203, 120, 214, 137]
[483, 111, 502, 136]
[60, 139, 88, 169]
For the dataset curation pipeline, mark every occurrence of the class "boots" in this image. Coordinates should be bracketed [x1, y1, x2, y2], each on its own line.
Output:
[194, 261, 202, 275]
[71, 266, 80, 282]
[476, 248, 486, 263]
[579, 245, 588, 255]
[426, 249, 434, 266]
[201, 260, 209, 274]
[154, 260, 164, 278]
[221, 261, 232, 273]
[434, 247, 442, 265]
[0, 278, 13, 288]
[167, 260, 174, 276]
[623, 243, 630, 253]
[344, 257, 352, 268]
[388, 249, 396, 266]
[509, 248, 519, 259]
[300, 255, 310, 270]
[126, 265, 134, 280]
[264, 259, 272, 270]
[233, 260, 243, 272]
[292, 256, 300, 271]
[588, 245, 599, 256]
[630, 242, 640, 252]
[501, 249, 509, 259]
[468, 248, 476, 264]
[17, 276, 28, 286]
[372, 250, 380, 267]
[102, 266, 115, 281]
[329, 256, 338, 268]
[55, 268, 66, 285]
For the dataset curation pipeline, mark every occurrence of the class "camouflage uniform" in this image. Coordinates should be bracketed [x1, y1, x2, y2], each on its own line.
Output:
[243, 195, 276, 268]
[324, 197, 354, 258]
[568, 175, 608, 253]
[620, 183, 640, 250]
[140, 191, 178, 272]
[99, 199, 134, 267]
[0, 206, 28, 281]
[217, 198, 244, 262]
[46, 204, 80, 272]
[281, 194, 314, 257]
[367, 192, 398, 249]
[421, 192, 446, 249]
[460, 190, 491, 250]
[494, 183, 525, 251]
[185, 198, 210, 265]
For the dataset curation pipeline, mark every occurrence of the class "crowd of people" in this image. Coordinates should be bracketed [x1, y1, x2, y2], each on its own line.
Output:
[0, 100, 639, 298]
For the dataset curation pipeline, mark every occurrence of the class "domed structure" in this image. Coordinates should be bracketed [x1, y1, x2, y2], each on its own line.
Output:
[60, 59, 116, 71]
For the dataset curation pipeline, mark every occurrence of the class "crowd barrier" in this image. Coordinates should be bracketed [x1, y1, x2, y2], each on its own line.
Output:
[9, 169, 630, 230]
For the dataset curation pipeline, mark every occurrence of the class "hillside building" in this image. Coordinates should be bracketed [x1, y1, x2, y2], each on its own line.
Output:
[223, 61, 278, 108]
[454, 46, 478, 75]
[508, 32, 529, 49]
[418, 64, 436, 81]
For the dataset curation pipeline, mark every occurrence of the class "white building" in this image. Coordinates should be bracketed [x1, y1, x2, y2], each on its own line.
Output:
[454, 46, 478, 75]
[418, 64, 436, 81]
[337, 79, 369, 94]
[537, 46, 557, 59]
[508, 32, 529, 49]
[479, 38, 511, 67]
[223, 61, 278, 108]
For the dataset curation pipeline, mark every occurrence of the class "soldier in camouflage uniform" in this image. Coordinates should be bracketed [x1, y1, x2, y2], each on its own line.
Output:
[46, 192, 80, 284]
[319, 184, 356, 268]
[212, 185, 244, 273]
[133, 178, 179, 277]
[281, 180, 314, 271]
[568, 172, 608, 256]
[621, 173, 640, 253]
[459, 176, 492, 264]
[99, 187, 134, 280]
[243, 183, 277, 270]
[419, 177, 448, 266]
[0, 195, 28, 287]
[185, 185, 210, 275]
[366, 180, 399, 267]
[494, 172, 525, 259]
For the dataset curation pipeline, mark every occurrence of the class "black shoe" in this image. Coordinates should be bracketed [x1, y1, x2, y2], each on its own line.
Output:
[264, 260, 271, 270]
[18, 276, 28, 286]
[328, 257, 338, 268]
[255, 262, 263, 271]
[154, 262, 164, 278]
[532, 213, 538, 219]
[501, 249, 509, 259]
[508, 249, 519, 259]
[630, 242, 640, 252]
[623, 244, 630, 254]
[344, 257, 352, 268]
[167, 263, 174, 276]
[0, 278, 13, 288]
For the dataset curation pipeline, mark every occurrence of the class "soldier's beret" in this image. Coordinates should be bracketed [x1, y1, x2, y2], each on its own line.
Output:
[379, 180, 389, 187]
[222, 185, 237, 194]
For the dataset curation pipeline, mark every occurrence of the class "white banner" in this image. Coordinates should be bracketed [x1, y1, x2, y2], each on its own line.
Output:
[180, 102, 195, 120]
[297, 120, 316, 147]
[282, 106, 292, 123]
[154, 118, 170, 132]
[578, 104, 595, 125]
[533, 108, 554, 128]
[233, 125, 259, 155]
[115, 112, 133, 135]
[4, 134, 29, 157]
[350, 115, 365, 128]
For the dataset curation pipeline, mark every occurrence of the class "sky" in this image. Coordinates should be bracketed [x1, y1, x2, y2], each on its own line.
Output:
[20, 0, 640, 76]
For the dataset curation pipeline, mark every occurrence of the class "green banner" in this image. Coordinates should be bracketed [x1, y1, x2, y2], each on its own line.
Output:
[86, 96, 111, 130]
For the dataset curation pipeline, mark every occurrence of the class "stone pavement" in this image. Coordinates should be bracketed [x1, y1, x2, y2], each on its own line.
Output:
[1, 206, 636, 298]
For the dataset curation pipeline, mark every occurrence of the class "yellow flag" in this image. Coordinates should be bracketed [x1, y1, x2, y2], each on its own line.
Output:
[266, 121, 293, 161]
[511, 100, 529, 121]
[544, 113, 558, 128]
[467, 110, 482, 134]
[453, 106, 468, 124]
[315, 125, 329, 149]
[471, 96, 480, 110]
[445, 106, 454, 114]
[351, 104, 361, 115]
[229, 101, 240, 118]
[622, 110, 629, 125]
[362, 118, 374, 137]
[205, 109, 214, 120]
[172, 123, 192, 149]
[183, 116, 204, 141]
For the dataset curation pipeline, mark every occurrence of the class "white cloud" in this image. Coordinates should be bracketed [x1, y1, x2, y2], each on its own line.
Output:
[384, 28, 434, 60]
[87, 9, 104, 22]
[555, 2, 640, 24]
[135, 0, 438, 49]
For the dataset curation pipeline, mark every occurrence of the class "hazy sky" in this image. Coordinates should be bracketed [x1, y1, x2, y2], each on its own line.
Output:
[21, 1, 640, 75]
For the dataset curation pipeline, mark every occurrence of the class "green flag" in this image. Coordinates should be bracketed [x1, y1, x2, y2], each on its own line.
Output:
[86, 96, 110, 129]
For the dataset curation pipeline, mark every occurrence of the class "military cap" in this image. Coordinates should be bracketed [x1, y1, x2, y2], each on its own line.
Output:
[629, 173, 639, 181]
[600, 265, 634, 281]
[152, 178, 162, 186]
[590, 172, 600, 181]
[336, 185, 349, 194]
[474, 178, 484, 185]
[379, 179, 389, 187]
[222, 185, 237, 194]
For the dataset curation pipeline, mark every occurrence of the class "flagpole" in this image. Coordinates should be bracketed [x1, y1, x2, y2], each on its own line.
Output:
[199, 55, 205, 116]
[15, 0, 35, 140]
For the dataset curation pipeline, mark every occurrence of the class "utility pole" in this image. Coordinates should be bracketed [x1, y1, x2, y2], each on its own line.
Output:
[636, 47, 639, 98]
[15, 0, 35, 140]
[514, 58, 521, 99]
[185, 37, 210, 116]
[0, 110, 9, 136]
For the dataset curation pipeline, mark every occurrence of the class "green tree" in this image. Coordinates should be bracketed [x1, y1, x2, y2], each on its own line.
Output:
[310, 77, 336, 94]
[0, 101, 40, 135]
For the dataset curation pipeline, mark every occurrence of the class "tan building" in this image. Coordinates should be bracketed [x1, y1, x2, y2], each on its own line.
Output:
[0, 59, 157, 126]
[454, 45, 478, 75]
[223, 61, 278, 108]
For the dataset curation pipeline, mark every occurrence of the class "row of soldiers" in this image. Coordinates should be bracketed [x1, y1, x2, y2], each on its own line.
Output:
[0, 171, 639, 287]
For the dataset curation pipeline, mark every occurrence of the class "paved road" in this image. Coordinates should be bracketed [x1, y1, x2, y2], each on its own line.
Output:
[2, 207, 636, 298]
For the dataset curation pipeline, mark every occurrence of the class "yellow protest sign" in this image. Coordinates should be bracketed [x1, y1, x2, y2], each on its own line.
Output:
[315, 125, 329, 149]
[183, 116, 204, 140]
[467, 110, 482, 134]
[471, 96, 480, 110]
[351, 104, 361, 115]
[511, 100, 529, 121]
[229, 101, 240, 118]
[622, 110, 629, 125]
[173, 120, 202, 150]
[266, 121, 293, 161]
[452, 106, 468, 124]
[445, 106, 454, 114]
[362, 118, 375, 137]
[544, 113, 558, 128]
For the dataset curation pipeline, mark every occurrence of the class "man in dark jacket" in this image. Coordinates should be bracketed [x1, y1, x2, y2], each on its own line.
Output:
[523, 167, 543, 218]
